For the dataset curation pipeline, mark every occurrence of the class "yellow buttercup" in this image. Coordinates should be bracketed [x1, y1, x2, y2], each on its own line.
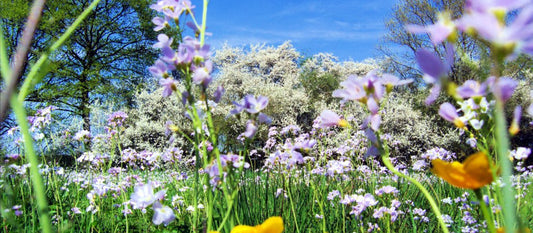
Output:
[211, 216, 284, 233]
[431, 152, 493, 189]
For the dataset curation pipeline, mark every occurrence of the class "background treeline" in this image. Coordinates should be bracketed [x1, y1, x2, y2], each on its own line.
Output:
[1, 0, 532, 166]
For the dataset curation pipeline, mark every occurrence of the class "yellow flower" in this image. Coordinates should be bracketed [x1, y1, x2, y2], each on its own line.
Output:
[431, 152, 493, 189]
[210, 217, 283, 233]
[231, 217, 284, 233]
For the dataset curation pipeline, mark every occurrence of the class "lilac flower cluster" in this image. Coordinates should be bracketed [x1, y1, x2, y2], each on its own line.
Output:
[320, 70, 412, 158]
[412, 208, 430, 223]
[412, 147, 457, 171]
[121, 148, 182, 170]
[339, 193, 379, 217]
[510, 147, 531, 161]
[436, 77, 519, 133]
[129, 182, 175, 226]
[408, 1, 530, 143]
[73, 130, 92, 143]
[107, 111, 128, 128]
[264, 148, 305, 171]
[76, 152, 110, 167]
[331, 71, 411, 130]
[230, 94, 272, 139]
[408, 0, 533, 59]
[6, 106, 58, 142]
[27, 106, 57, 130]
[203, 153, 250, 186]
[149, 0, 224, 109]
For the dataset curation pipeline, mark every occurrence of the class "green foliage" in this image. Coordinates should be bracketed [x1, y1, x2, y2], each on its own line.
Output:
[299, 70, 340, 104]
[1, 0, 159, 132]
[2, 167, 532, 232]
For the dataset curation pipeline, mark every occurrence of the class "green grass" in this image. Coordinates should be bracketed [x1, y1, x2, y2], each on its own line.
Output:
[1, 163, 532, 232]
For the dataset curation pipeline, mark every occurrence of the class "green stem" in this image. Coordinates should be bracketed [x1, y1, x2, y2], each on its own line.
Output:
[494, 99, 517, 232]
[309, 176, 327, 233]
[474, 189, 496, 233]
[381, 156, 449, 233]
[286, 176, 300, 233]
[199, 0, 209, 46]
[0, 24, 10, 81]
[216, 190, 240, 232]
[18, 0, 102, 101]
[11, 95, 51, 233]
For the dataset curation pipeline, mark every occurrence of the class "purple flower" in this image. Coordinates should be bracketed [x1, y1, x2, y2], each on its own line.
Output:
[326, 160, 352, 176]
[415, 46, 454, 105]
[412, 160, 428, 171]
[162, 5, 185, 19]
[406, 12, 456, 45]
[149, 59, 173, 78]
[243, 120, 258, 138]
[150, 0, 178, 12]
[186, 21, 212, 37]
[130, 183, 166, 210]
[152, 16, 169, 31]
[421, 147, 456, 161]
[5, 153, 20, 161]
[365, 145, 380, 158]
[159, 78, 177, 97]
[373, 207, 389, 219]
[318, 110, 348, 128]
[152, 201, 175, 226]
[244, 95, 269, 114]
[214, 85, 224, 103]
[151, 0, 194, 20]
[510, 147, 531, 160]
[257, 112, 272, 125]
[71, 207, 82, 214]
[332, 75, 367, 103]
[491, 77, 518, 102]
[456, 6, 533, 57]
[161, 43, 194, 68]
[438, 102, 459, 121]
[108, 111, 128, 128]
[364, 113, 381, 131]
[327, 190, 340, 201]
[381, 73, 413, 93]
[456, 80, 488, 99]
[153, 34, 173, 49]
[182, 36, 210, 63]
[438, 102, 465, 128]
[230, 95, 269, 115]
[367, 97, 379, 115]
[73, 130, 91, 142]
[465, 0, 530, 13]
[220, 153, 249, 169]
[181, 91, 189, 105]
[416, 47, 454, 82]
[375, 185, 399, 196]
[509, 106, 522, 135]
[333, 71, 386, 106]
[192, 66, 212, 88]
[293, 139, 316, 150]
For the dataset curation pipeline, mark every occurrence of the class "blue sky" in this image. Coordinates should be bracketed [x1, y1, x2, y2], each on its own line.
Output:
[202, 0, 396, 61]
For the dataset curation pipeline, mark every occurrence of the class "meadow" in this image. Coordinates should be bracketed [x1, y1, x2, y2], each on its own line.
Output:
[1, 0, 533, 232]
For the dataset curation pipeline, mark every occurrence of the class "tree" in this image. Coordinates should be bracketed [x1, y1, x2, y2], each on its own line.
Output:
[1, 0, 158, 132]
[379, 0, 533, 86]
[378, 0, 478, 84]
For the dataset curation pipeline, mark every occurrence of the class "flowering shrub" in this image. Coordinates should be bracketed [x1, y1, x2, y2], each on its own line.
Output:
[122, 88, 190, 152]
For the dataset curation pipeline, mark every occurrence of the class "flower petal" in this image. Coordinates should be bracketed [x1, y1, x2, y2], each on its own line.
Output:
[256, 216, 284, 233]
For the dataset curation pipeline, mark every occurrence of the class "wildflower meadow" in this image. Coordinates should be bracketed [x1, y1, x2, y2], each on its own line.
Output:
[1, 0, 533, 232]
